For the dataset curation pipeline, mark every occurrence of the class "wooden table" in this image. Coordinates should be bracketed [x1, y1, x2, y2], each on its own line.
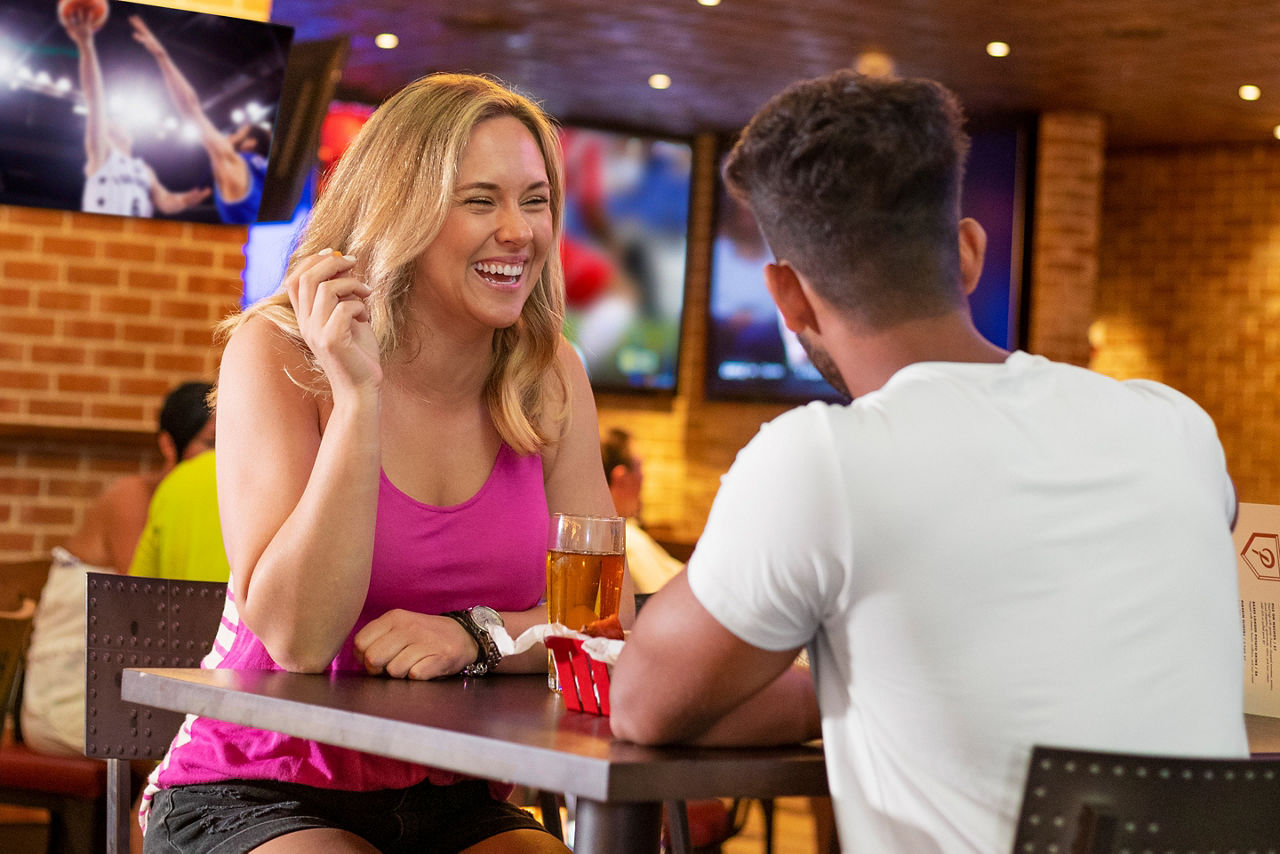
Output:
[121, 668, 828, 854]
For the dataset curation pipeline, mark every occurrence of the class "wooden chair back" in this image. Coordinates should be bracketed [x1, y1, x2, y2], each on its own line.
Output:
[1011, 744, 1280, 852]
[83, 571, 226, 854]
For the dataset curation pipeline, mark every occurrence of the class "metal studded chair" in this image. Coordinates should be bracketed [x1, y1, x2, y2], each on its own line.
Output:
[84, 572, 226, 854]
[1010, 744, 1280, 853]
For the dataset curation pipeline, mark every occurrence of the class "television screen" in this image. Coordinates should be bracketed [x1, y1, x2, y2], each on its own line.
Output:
[705, 120, 1033, 403]
[0, 0, 292, 224]
[561, 126, 691, 393]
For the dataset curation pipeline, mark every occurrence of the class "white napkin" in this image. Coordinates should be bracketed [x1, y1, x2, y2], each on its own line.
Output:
[489, 622, 626, 666]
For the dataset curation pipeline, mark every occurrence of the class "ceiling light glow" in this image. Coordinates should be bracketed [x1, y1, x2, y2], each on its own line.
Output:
[648, 73, 672, 90]
[697, 0, 721, 5]
[1239, 84, 1261, 101]
[374, 33, 399, 50]
[986, 41, 1011, 58]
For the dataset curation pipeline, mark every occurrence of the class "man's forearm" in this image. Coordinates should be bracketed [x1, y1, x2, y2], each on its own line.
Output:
[687, 665, 821, 747]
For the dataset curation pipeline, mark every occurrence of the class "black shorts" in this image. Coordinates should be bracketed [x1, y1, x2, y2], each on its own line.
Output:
[143, 776, 553, 854]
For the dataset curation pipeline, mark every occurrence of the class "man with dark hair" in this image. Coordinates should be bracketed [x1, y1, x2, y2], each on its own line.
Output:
[600, 428, 683, 594]
[611, 71, 1247, 852]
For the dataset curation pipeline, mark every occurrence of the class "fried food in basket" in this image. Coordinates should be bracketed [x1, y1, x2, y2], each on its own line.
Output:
[582, 613, 624, 640]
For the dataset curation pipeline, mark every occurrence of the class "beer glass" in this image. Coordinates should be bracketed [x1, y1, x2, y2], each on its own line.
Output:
[546, 513, 625, 691]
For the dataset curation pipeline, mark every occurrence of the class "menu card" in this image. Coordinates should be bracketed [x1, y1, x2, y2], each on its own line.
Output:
[1235, 502, 1280, 717]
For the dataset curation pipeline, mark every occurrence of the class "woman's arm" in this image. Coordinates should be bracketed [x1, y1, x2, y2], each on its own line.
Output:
[541, 340, 636, 628]
[217, 251, 381, 671]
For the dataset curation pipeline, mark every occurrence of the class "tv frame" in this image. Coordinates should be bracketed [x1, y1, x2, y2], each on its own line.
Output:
[703, 116, 1036, 404]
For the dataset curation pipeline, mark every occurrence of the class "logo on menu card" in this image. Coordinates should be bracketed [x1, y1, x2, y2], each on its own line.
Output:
[1242, 532, 1280, 581]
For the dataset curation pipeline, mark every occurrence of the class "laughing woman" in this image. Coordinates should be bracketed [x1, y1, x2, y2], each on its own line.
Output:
[139, 74, 632, 854]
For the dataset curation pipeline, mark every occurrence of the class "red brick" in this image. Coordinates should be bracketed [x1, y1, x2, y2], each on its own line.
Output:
[28, 399, 85, 419]
[0, 316, 55, 336]
[188, 275, 240, 295]
[104, 242, 159, 263]
[0, 532, 37, 551]
[99, 295, 153, 315]
[127, 270, 177, 291]
[67, 264, 121, 287]
[0, 476, 40, 496]
[3, 261, 58, 282]
[92, 349, 146, 369]
[119, 377, 172, 398]
[122, 323, 175, 344]
[20, 505, 75, 526]
[45, 477, 100, 498]
[62, 319, 117, 340]
[7, 207, 67, 228]
[31, 344, 88, 365]
[41, 235, 97, 258]
[0, 231, 36, 251]
[36, 291, 92, 311]
[0, 288, 30, 307]
[163, 247, 217, 267]
[89, 402, 146, 421]
[155, 352, 208, 373]
[0, 370, 49, 391]
[157, 299, 212, 320]
[56, 373, 110, 393]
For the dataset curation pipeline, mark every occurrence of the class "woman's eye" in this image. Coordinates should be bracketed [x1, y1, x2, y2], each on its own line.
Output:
[523, 196, 549, 208]
[464, 197, 495, 207]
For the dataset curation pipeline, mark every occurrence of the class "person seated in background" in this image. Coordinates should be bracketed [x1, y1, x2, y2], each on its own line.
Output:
[601, 427, 684, 595]
[20, 381, 214, 758]
[610, 70, 1248, 853]
[129, 449, 229, 584]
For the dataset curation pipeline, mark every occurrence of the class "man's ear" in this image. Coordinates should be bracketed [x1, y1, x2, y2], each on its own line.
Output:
[157, 431, 178, 468]
[764, 262, 820, 335]
[958, 217, 987, 296]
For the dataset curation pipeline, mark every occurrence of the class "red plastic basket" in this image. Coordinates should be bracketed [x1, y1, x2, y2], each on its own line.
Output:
[546, 636, 612, 716]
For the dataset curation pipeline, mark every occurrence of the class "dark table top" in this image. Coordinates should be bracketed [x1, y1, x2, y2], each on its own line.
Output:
[122, 668, 829, 804]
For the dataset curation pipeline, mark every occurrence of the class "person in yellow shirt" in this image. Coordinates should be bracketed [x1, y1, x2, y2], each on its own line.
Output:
[129, 449, 229, 583]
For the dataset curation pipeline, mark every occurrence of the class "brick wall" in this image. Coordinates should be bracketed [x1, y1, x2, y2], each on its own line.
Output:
[1094, 143, 1280, 504]
[0, 0, 269, 560]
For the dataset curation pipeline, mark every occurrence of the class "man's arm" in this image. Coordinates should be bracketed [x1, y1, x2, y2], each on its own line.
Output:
[142, 163, 210, 214]
[62, 11, 108, 175]
[610, 572, 821, 746]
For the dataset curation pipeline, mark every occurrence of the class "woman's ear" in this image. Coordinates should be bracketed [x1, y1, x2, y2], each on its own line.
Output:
[764, 261, 820, 335]
[958, 217, 988, 296]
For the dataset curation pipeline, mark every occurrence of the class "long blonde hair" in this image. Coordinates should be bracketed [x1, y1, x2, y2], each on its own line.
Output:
[218, 73, 569, 454]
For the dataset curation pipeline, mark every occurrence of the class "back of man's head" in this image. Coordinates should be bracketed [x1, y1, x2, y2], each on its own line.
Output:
[723, 71, 971, 329]
[159, 381, 213, 459]
[601, 428, 634, 486]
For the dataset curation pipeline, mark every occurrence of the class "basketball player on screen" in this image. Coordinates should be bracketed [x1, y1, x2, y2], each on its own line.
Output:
[129, 14, 272, 225]
[61, 6, 211, 218]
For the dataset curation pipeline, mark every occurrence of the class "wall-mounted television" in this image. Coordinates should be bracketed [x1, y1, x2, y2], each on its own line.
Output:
[705, 119, 1034, 403]
[561, 126, 691, 393]
[0, 0, 292, 224]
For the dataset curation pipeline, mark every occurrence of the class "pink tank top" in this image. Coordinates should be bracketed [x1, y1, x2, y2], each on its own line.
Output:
[150, 444, 547, 794]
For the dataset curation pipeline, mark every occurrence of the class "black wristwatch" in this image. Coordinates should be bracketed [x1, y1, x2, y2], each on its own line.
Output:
[444, 606, 504, 676]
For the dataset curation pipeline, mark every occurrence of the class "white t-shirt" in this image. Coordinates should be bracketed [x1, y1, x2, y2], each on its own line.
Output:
[688, 352, 1248, 853]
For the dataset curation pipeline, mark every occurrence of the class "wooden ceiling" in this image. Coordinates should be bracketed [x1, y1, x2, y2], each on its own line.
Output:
[268, 0, 1280, 148]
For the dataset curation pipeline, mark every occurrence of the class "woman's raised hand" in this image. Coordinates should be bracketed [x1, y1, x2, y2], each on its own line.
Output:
[286, 249, 382, 399]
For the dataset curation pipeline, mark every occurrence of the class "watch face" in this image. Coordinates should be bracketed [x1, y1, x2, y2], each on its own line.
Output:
[470, 605, 502, 629]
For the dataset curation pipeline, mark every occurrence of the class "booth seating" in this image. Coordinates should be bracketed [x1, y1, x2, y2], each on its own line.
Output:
[0, 557, 107, 854]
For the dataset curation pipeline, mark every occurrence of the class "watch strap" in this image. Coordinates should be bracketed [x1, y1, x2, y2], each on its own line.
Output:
[443, 609, 501, 676]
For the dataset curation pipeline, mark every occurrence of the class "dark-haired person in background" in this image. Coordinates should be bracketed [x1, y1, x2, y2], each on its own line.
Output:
[61, 7, 210, 218]
[21, 381, 215, 757]
[601, 427, 683, 595]
[610, 70, 1247, 852]
[129, 14, 271, 224]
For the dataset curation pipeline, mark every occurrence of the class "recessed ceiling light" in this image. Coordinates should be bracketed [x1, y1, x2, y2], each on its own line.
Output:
[986, 41, 1011, 58]
[697, 0, 721, 6]
[854, 51, 896, 78]
[374, 33, 399, 50]
[648, 73, 672, 90]
[1239, 84, 1262, 101]
[1273, 124, 1280, 140]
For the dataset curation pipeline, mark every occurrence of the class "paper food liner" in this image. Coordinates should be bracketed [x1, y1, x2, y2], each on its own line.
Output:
[490, 622, 625, 715]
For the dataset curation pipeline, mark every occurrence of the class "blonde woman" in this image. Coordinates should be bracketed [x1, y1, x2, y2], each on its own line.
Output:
[140, 73, 630, 853]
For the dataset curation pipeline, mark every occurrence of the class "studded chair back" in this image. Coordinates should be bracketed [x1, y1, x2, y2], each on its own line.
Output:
[84, 572, 226, 854]
[1011, 744, 1280, 853]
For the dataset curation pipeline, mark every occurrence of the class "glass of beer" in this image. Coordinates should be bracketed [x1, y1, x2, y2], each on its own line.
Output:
[546, 512, 625, 691]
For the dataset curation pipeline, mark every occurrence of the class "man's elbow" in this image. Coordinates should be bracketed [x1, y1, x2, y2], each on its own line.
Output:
[609, 675, 696, 745]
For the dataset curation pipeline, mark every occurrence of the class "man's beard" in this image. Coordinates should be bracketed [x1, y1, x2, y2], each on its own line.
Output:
[797, 330, 852, 400]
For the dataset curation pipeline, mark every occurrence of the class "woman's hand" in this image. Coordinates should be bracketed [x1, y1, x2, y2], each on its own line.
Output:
[286, 249, 381, 400]
[354, 610, 478, 679]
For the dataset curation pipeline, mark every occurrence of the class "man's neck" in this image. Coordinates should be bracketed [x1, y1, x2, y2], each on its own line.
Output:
[835, 309, 1011, 398]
